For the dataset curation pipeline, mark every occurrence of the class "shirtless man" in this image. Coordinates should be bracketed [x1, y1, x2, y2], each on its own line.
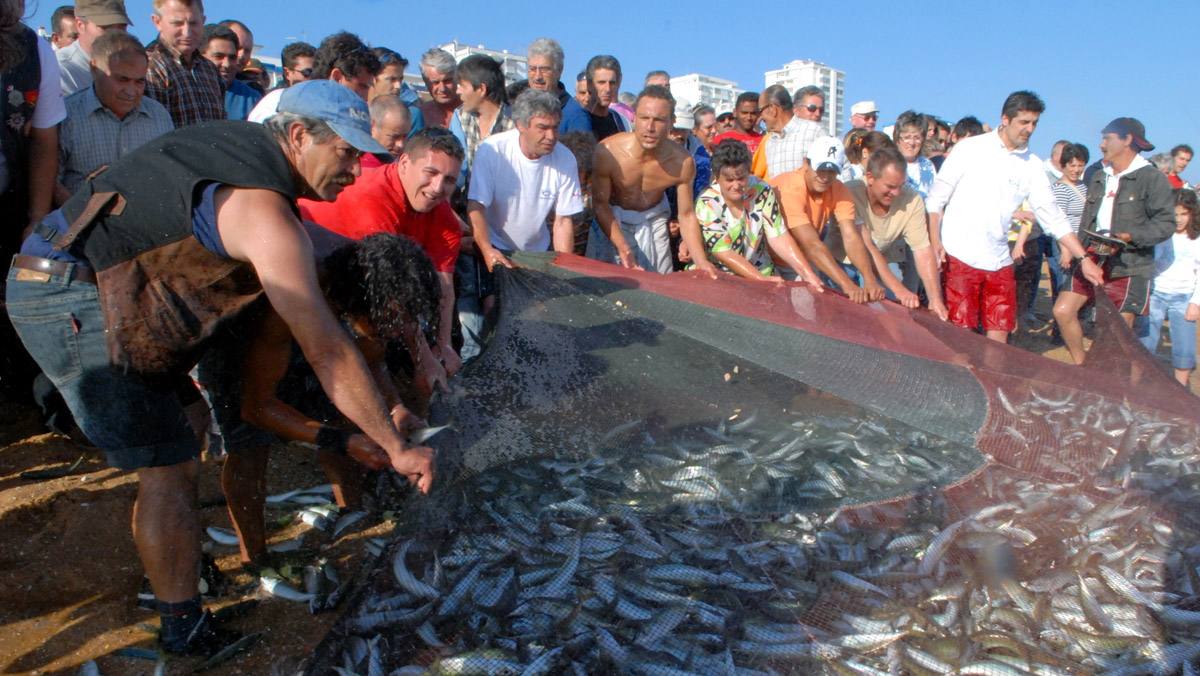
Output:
[586, 85, 717, 276]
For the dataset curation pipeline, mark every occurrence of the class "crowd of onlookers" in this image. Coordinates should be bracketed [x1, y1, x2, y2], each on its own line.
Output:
[19, 0, 1197, 391]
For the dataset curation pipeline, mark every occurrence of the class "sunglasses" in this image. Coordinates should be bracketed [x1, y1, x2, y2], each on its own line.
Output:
[805, 104, 825, 115]
[291, 67, 313, 78]
[379, 52, 407, 66]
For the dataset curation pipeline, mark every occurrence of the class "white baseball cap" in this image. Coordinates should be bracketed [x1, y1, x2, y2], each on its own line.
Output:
[850, 101, 879, 116]
[673, 98, 694, 129]
[806, 136, 846, 173]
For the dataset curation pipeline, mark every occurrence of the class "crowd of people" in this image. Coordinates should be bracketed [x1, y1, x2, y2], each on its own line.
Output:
[1, 0, 1196, 659]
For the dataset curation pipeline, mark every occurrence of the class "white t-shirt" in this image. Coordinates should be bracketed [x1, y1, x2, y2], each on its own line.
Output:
[1096, 154, 1151, 234]
[467, 129, 583, 251]
[1152, 230, 1200, 305]
[0, 37, 67, 194]
[247, 87, 284, 124]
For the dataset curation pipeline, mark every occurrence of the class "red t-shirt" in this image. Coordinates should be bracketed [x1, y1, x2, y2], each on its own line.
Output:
[1168, 174, 1184, 190]
[298, 163, 462, 273]
[714, 129, 764, 154]
[359, 153, 389, 170]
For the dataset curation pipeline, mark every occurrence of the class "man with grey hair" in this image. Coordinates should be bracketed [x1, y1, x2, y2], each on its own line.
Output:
[756, 84, 830, 178]
[585, 54, 628, 140]
[418, 47, 460, 128]
[794, 84, 826, 124]
[467, 90, 582, 272]
[525, 37, 591, 134]
[460, 90, 581, 358]
[644, 70, 670, 88]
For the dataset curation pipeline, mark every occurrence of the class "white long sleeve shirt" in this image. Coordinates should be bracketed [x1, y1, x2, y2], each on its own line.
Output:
[1153, 231, 1200, 306]
[926, 130, 1073, 271]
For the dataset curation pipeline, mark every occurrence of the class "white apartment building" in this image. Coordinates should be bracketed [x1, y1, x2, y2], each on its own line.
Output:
[668, 73, 743, 113]
[439, 41, 528, 85]
[763, 60, 845, 139]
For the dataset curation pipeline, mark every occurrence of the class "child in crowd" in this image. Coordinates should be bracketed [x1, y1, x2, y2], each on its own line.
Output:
[1139, 189, 1200, 386]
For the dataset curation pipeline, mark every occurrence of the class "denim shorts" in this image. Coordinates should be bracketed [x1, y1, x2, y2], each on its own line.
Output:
[1138, 289, 1197, 370]
[5, 264, 200, 469]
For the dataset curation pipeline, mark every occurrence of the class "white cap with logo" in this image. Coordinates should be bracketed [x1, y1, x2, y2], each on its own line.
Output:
[806, 136, 846, 173]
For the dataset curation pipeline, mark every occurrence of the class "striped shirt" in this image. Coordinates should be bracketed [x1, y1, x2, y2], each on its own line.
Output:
[1051, 179, 1087, 233]
[145, 39, 227, 128]
[58, 86, 174, 194]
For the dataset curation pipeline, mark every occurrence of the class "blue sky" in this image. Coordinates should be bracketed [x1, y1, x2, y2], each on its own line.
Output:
[27, 0, 1200, 183]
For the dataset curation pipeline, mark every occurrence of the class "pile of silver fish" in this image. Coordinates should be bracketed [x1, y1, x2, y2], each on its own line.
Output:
[318, 395, 1200, 676]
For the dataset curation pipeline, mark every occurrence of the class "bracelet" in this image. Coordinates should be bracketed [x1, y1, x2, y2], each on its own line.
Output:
[390, 405, 407, 418]
[315, 425, 351, 456]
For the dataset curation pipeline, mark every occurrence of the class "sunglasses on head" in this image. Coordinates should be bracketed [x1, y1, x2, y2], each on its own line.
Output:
[380, 52, 407, 66]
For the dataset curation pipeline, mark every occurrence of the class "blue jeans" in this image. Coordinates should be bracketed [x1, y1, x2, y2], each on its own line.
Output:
[1039, 234, 1066, 301]
[1138, 290, 1197, 370]
[455, 253, 494, 362]
[5, 265, 199, 468]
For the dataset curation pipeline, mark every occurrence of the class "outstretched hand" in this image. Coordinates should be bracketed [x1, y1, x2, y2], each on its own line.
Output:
[389, 445, 435, 494]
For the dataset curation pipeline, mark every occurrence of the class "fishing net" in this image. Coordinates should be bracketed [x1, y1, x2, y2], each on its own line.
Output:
[305, 251, 1200, 676]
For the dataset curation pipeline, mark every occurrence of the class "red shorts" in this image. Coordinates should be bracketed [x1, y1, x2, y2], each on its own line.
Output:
[942, 255, 1016, 332]
[1062, 257, 1152, 316]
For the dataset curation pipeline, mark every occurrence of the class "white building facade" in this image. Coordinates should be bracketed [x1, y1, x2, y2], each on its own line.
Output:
[439, 42, 528, 85]
[763, 60, 845, 139]
[668, 73, 743, 113]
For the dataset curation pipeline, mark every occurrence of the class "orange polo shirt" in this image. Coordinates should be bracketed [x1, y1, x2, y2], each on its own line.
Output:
[770, 167, 856, 236]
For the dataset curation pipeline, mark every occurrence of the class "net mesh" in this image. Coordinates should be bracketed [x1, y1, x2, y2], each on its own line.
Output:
[305, 252, 1200, 676]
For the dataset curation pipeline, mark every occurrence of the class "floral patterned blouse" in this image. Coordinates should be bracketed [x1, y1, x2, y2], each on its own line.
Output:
[692, 177, 787, 275]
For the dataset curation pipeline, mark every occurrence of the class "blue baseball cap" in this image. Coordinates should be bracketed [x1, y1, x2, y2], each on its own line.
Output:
[277, 80, 387, 155]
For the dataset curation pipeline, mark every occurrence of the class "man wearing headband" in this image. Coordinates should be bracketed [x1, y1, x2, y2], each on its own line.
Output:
[1053, 117, 1176, 364]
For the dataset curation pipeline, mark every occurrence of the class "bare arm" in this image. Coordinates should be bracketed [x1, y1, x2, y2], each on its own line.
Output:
[928, 212, 944, 267]
[22, 126, 58, 240]
[435, 271, 461, 377]
[787, 222, 869, 303]
[592, 145, 641, 269]
[674, 158, 717, 278]
[467, 199, 512, 272]
[860, 230, 910, 303]
[239, 309, 392, 468]
[552, 214, 574, 255]
[836, 218, 885, 301]
[712, 249, 775, 282]
[217, 187, 434, 493]
[911, 246, 948, 320]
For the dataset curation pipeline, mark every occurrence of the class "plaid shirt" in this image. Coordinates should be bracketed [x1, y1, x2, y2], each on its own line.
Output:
[764, 115, 829, 178]
[145, 39, 226, 128]
[458, 103, 516, 171]
[59, 86, 174, 194]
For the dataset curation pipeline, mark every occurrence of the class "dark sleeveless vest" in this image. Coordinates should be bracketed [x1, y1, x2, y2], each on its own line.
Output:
[0, 26, 44, 256]
[54, 121, 299, 378]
